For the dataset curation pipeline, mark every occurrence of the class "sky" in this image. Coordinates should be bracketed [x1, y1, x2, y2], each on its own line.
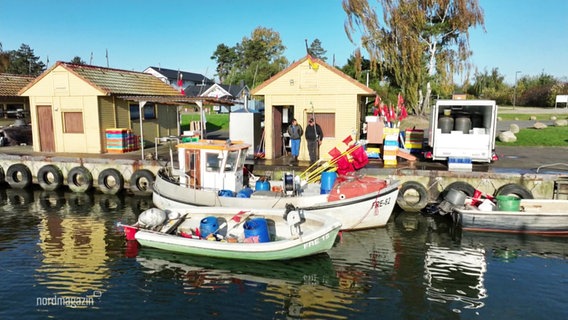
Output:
[1, 0, 566, 85]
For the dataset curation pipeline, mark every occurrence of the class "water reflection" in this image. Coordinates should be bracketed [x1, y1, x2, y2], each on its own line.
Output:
[136, 250, 352, 319]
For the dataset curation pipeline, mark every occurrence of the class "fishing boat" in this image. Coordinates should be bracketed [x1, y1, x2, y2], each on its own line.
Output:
[122, 205, 342, 261]
[152, 139, 400, 230]
[453, 198, 568, 235]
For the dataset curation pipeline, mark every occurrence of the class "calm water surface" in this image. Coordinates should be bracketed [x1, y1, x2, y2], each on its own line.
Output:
[0, 188, 566, 319]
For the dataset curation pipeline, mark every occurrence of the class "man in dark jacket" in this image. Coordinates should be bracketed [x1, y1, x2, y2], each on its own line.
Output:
[305, 118, 323, 165]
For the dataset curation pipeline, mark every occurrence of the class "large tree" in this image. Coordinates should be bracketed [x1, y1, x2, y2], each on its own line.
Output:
[0, 42, 10, 73]
[6, 43, 45, 76]
[211, 44, 238, 84]
[211, 26, 288, 87]
[343, 0, 484, 115]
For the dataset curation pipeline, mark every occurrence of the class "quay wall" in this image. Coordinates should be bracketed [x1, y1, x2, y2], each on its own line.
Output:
[0, 153, 162, 195]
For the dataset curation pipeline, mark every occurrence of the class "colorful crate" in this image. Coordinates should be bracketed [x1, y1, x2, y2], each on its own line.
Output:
[404, 129, 424, 151]
[105, 128, 139, 153]
[383, 128, 399, 166]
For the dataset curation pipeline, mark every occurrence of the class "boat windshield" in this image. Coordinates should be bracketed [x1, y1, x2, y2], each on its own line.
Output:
[225, 150, 240, 172]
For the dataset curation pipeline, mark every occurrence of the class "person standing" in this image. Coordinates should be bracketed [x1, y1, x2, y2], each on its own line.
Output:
[305, 118, 323, 165]
[286, 118, 303, 165]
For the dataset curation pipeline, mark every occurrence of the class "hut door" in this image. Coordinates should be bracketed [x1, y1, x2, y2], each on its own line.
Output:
[37, 105, 55, 152]
[273, 107, 283, 158]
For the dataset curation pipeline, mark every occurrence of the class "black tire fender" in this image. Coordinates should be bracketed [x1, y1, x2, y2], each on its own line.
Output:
[129, 169, 155, 196]
[6, 163, 32, 189]
[37, 164, 64, 191]
[67, 166, 93, 193]
[0, 166, 5, 184]
[439, 181, 476, 201]
[494, 183, 534, 199]
[98, 168, 125, 195]
[397, 181, 429, 212]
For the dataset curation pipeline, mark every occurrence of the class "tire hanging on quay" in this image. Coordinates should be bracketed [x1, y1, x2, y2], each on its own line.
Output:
[67, 166, 93, 193]
[6, 163, 32, 189]
[129, 169, 155, 196]
[98, 168, 125, 195]
[494, 183, 534, 199]
[37, 164, 64, 191]
[397, 181, 429, 212]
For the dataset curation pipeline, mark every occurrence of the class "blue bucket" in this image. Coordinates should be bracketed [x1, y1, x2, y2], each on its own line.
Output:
[199, 216, 218, 238]
[320, 171, 338, 194]
[243, 218, 270, 242]
[236, 187, 254, 198]
[255, 180, 271, 191]
[218, 189, 235, 197]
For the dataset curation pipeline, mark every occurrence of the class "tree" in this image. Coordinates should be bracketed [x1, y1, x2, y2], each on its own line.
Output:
[70, 56, 86, 65]
[343, 0, 485, 115]
[0, 42, 10, 73]
[307, 39, 328, 61]
[211, 26, 288, 87]
[6, 43, 45, 76]
[211, 44, 238, 84]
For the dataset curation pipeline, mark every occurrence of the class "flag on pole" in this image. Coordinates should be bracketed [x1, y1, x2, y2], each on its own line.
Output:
[177, 71, 185, 95]
[307, 55, 319, 71]
[374, 95, 381, 106]
[342, 135, 353, 146]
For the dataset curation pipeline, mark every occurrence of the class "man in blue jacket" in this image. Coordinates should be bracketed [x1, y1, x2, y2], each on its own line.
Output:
[286, 118, 303, 165]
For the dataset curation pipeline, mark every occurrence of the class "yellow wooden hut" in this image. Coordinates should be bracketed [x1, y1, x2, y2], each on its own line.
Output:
[251, 55, 375, 161]
[18, 62, 183, 153]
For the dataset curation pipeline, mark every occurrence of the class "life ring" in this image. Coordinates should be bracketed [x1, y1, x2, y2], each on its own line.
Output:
[38, 191, 66, 212]
[5, 163, 32, 189]
[98, 168, 125, 195]
[494, 183, 534, 199]
[397, 181, 429, 212]
[439, 181, 476, 201]
[129, 169, 155, 196]
[67, 166, 93, 193]
[37, 164, 64, 191]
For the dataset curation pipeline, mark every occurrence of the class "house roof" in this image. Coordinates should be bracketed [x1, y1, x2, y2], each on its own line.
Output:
[146, 66, 214, 84]
[0, 74, 35, 96]
[250, 55, 375, 95]
[19, 61, 183, 96]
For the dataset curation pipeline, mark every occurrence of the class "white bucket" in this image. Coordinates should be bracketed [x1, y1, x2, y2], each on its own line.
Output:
[478, 199, 496, 211]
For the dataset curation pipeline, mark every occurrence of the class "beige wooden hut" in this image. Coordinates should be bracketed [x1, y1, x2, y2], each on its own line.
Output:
[250, 55, 375, 161]
[18, 62, 182, 153]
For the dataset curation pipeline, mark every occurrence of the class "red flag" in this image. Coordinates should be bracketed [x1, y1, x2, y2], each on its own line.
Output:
[335, 155, 354, 175]
[231, 211, 246, 222]
[328, 147, 342, 160]
[350, 145, 369, 169]
[374, 95, 381, 106]
[177, 71, 183, 87]
[342, 135, 353, 146]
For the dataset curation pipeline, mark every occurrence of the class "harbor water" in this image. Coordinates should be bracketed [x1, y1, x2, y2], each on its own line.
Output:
[0, 188, 566, 319]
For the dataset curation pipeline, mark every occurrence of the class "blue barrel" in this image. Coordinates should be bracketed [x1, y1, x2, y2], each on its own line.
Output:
[243, 218, 270, 242]
[255, 180, 271, 191]
[218, 189, 235, 197]
[320, 171, 338, 194]
[199, 216, 218, 239]
[236, 187, 254, 198]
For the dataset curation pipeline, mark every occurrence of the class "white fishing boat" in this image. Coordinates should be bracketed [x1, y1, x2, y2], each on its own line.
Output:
[152, 139, 400, 230]
[454, 198, 568, 235]
[122, 206, 342, 261]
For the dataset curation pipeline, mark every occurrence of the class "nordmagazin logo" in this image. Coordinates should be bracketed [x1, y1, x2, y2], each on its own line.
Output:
[36, 291, 101, 308]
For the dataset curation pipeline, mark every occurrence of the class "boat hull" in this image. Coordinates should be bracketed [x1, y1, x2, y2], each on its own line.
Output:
[455, 199, 568, 235]
[132, 208, 342, 260]
[153, 174, 400, 230]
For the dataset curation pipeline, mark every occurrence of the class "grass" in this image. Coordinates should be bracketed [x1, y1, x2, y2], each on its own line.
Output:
[495, 126, 568, 147]
[180, 113, 230, 132]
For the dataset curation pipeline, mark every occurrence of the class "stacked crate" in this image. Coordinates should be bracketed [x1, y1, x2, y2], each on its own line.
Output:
[106, 128, 139, 153]
[383, 128, 399, 166]
[404, 129, 424, 153]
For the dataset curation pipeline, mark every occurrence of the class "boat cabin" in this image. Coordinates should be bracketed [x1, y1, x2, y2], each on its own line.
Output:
[177, 139, 250, 191]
